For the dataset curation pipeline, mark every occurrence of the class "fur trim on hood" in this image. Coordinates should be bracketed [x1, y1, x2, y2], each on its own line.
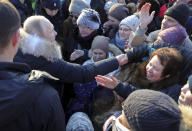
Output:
[88, 44, 122, 58]
[179, 105, 192, 131]
[18, 29, 62, 62]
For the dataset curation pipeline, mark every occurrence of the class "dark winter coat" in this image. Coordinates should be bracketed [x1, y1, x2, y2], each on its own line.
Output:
[9, 0, 33, 24]
[146, 16, 162, 34]
[14, 31, 119, 84]
[58, 16, 75, 44]
[0, 62, 65, 131]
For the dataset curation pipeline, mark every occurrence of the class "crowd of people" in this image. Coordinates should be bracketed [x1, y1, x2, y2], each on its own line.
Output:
[1, 0, 192, 130]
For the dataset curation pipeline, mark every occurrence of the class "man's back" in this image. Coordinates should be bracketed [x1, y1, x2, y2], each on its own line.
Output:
[0, 62, 65, 131]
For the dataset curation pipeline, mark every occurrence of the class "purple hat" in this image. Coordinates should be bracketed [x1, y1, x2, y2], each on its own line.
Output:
[158, 24, 187, 45]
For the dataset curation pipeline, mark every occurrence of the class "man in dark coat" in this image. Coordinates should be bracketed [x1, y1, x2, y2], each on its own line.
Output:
[0, 1, 65, 131]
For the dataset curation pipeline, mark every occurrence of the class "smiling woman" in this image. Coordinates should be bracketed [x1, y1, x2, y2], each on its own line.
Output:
[95, 47, 183, 101]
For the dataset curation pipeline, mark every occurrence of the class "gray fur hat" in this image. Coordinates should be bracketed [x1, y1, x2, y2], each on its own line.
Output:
[77, 8, 101, 30]
[68, 0, 90, 14]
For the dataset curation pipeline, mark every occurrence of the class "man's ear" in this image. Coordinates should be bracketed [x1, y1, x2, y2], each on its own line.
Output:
[12, 30, 20, 47]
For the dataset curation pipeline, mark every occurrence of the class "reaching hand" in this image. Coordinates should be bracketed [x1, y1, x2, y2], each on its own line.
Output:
[95, 75, 119, 89]
[139, 3, 155, 29]
[103, 115, 116, 131]
[70, 49, 84, 61]
[116, 54, 128, 66]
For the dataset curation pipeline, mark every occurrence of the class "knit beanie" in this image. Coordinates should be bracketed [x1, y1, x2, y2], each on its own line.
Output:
[164, 3, 190, 27]
[123, 89, 181, 131]
[108, 3, 130, 21]
[77, 8, 101, 30]
[68, 0, 90, 14]
[91, 35, 109, 54]
[158, 24, 187, 45]
[66, 112, 94, 131]
[42, 0, 60, 10]
[119, 15, 140, 32]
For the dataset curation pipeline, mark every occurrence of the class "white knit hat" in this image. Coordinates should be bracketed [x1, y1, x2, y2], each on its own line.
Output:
[77, 8, 101, 30]
[119, 15, 140, 32]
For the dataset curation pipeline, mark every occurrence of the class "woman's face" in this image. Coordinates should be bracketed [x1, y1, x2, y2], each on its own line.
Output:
[146, 55, 164, 82]
[92, 49, 107, 62]
[78, 25, 95, 38]
[118, 25, 131, 40]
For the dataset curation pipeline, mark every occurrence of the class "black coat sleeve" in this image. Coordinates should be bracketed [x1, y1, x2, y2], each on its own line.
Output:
[43, 57, 119, 83]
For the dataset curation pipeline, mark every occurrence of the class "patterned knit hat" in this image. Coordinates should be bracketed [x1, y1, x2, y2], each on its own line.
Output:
[164, 3, 190, 27]
[68, 0, 90, 14]
[77, 8, 101, 30]
[123, 89, 181, 131]
[119, 15, 140, 32]
[158, 24, 187, 45]
[108, 3, 130, 21]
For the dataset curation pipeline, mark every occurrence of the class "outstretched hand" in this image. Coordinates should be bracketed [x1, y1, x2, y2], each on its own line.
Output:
[139, 3, 155, 29]
[95, 75, 119, 89]
[116, 54, 128, 66]
[70, 49, 84, 61]
[103, 115, 116, 131]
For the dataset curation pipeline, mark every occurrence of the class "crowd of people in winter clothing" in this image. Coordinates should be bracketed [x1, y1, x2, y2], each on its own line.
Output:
[1, 0, 192, 130]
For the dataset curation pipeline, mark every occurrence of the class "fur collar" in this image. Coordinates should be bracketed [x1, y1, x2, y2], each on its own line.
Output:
[19, 30, 62, 62]
[179, 105, 192, 131]
[131, 61, 179, 90]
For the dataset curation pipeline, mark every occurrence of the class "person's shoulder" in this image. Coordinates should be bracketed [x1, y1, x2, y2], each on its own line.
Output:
[28, 70, 60, 103]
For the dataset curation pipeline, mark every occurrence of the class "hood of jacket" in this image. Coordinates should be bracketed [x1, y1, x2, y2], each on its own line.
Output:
[19, 30, 62, 62]
[0, 62, 52, 127]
